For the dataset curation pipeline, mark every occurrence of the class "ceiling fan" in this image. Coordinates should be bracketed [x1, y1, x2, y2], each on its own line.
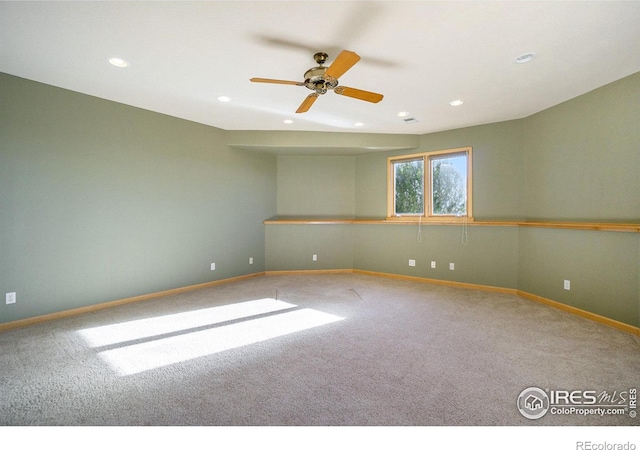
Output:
[250, 50, 384, 113]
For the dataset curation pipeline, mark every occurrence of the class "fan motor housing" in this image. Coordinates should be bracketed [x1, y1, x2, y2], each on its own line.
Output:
[304, 66, 338, 94]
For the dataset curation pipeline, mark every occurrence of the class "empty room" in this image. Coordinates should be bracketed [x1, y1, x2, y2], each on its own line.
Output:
[1, 1, 639, 445]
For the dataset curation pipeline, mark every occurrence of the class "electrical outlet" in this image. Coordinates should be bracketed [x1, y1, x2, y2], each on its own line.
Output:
[312, 254, 317, 261]
[210, 263, 216, 271]
[564, 280, 571, 290]
[6, 292, 16, 305]
[409, 259, 416, 267]
[449, 263, 455, 270]
[431, 261, 436, 269]
[249, 257, 253, 264]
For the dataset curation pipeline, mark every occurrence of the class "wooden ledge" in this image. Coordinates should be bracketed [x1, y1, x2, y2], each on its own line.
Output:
[263, 218, 355, 225]
[264, 218, 640, 232]
[263, 218, 514, 226]
[518, 221, 640, 233]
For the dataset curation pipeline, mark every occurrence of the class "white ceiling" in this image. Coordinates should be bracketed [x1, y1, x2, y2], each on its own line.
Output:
[1, 1, 639, 138]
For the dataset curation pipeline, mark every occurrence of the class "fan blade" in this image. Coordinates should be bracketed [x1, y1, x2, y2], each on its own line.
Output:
[250, 78, 304, 86]
[296, 93, 319, 113]
[325, 50, 361, 79]
[334, 86, 383, 103]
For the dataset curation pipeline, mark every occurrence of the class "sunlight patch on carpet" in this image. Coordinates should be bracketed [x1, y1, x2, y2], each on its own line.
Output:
[78, 298, 295, 347]
[77, 299, 343, 376]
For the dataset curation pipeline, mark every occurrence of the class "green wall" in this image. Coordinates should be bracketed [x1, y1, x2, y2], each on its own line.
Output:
[352, 225, 520, 289]
[518, 228, 638, 325]
[347, 119, 525, 289]
[266, 224, 353, 271]
[518, 72, 640, 327]
[277, 155, 355, 217]
[0, 73, 276, 324]
[268, 71, 640, 327]
[523, 72, 640, 222]
[269, 118, 526, 287]
[352, 119, 526, 219]
[2, 70, 639, 329]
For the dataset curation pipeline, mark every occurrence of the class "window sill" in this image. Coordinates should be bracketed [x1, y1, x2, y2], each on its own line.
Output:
[384, 216, 475, 224]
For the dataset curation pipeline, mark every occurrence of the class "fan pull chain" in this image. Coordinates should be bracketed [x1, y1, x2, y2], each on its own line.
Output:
[461, 215, 469, 245]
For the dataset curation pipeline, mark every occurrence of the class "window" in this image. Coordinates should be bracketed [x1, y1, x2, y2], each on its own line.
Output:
[387, 147, 472, 220]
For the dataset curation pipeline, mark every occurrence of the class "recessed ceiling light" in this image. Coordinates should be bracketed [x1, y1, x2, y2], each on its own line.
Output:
[449, 99, 464, 106]
[514, 52, 537, 64]
[108, 57, 129, 68]
[354, 122, 364, 127]
[217, 96, 231, 103]
[283, 119, 293, 124]
[397, 111, 410, 117]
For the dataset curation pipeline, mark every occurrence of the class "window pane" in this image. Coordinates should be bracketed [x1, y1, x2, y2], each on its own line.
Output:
[431, 152, 467, 215]
[394, 159, 424, 215]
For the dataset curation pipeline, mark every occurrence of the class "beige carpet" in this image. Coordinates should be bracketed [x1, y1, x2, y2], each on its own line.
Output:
[0, 273, 638, 426]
